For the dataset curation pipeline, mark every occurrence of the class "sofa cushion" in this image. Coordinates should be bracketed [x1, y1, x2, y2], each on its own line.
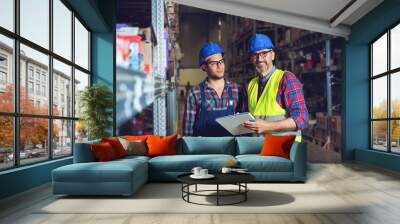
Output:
[147, 135, 177, 157]
[181, 137, 235, 155]
[52, 159, 147, 183]
[118, 137, 147, 156]
[148, 154, 235, 172]
[236, 155, 293, 172]
[235, 137, 264, 155]
[91, 142, 118, 161]
[260, 135, 295, 159]
[101, 137, 127, 158]
[123, 135, 149, 141]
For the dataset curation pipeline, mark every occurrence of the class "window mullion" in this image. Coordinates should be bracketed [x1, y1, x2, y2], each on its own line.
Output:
[387, 29, 393, 152]
[14, 0, 21, 167]
[370, 45, 373, 149]
[387, 29, 391, 152]
[48, 0, 54, 160]
[71, 10, 76, 153]
[88, 31, 91, 76]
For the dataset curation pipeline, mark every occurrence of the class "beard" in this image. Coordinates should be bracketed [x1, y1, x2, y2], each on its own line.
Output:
[208, 72, 225, 80]
[255, 61, 270, 75]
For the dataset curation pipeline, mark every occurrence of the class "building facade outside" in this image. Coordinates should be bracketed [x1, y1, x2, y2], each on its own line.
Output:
[0, 41, 82, 168]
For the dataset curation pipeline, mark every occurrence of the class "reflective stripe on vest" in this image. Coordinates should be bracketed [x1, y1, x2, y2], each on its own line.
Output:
[247, 69, 302, 142]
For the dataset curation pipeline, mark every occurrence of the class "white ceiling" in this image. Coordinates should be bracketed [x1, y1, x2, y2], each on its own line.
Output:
[168, 0, 384, 38]
[226, 0, 352, 22]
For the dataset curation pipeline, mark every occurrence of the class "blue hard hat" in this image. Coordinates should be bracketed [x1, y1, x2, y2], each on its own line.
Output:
[199, 42, 224, 66]
[248, 34, 275, 53]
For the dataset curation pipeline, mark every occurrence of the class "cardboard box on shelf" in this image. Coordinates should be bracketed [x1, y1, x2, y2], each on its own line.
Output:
[330, 131, 341, 152]
[167, 5, 175, 14]
[166, 1, 175, 7]
[316, 113, 328, 129]
[167, 13, 175, 22]
[314, 127, 327, 144]
[139, 27, 152, 42]
[330, 116, 341, 133]
[169, 20, 177, 29]
[142, 42, 152, 75]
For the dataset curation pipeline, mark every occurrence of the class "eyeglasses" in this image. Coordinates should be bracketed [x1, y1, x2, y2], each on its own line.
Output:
[205, 58, 225, 67]
[250, 50, 273, 60]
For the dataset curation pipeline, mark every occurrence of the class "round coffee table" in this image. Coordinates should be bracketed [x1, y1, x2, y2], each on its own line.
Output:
[177, 172, 255, 206]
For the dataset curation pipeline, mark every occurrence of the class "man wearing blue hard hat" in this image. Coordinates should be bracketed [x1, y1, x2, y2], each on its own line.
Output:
[242, 34, 308, 142]
[183, 42, 244, 136]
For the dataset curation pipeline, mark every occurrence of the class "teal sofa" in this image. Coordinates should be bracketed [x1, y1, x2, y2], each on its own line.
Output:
[52, 137, 307, 196]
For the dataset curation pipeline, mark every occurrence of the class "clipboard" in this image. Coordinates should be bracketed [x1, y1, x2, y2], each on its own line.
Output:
[216, 112, 256, 136]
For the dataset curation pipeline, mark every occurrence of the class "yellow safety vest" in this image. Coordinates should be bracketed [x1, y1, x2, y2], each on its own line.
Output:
[247, 69, 302, 142]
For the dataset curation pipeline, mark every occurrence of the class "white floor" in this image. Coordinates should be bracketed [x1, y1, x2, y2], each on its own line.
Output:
[1, 162, 400, 224]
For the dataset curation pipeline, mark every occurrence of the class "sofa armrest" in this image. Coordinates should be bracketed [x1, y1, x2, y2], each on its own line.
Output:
[289, 142, 307, 182]
[73, 140, 100, 163]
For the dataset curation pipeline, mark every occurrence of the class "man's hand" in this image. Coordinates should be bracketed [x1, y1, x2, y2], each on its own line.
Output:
[243, 118, 298, 134]
[243, 119, 270, 134]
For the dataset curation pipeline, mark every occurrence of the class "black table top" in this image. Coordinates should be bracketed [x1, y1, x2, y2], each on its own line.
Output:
[177, 172, 255, 185]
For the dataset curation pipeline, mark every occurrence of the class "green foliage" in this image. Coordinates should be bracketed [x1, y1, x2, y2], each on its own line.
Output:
[79, 84, 113, 140]
[373, 99, 400, 140]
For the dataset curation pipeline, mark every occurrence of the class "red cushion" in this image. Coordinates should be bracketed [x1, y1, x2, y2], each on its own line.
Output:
[259, 135, 296, 159]
[101, 137, 127, 158]
[91, 142, 118, 161]
[146, 135, 177, 157]
[123, 135, 148, 141]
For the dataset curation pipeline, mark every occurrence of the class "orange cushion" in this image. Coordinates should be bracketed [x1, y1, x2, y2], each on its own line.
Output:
[123, 135, 148, 141]
[101, 137, 127, 158]
[259, 135, 296, 159]
[91, 142, 118, 161]
[146, 135, 177, 157]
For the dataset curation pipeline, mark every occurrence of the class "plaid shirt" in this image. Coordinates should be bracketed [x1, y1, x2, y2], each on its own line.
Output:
[183, 79, 244, 136]
[244, 71, 309, 130]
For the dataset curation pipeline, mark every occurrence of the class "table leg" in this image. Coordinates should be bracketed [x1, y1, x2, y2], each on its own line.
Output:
[181, 184, 183, 199]
[187, 184, 190, 202]
[195, 184, 197, 192]
[245, 183, 247, 201]
[217, 184, 219, 206]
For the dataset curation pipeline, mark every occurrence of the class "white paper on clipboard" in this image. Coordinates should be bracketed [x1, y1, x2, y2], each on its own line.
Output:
[216, 112, 256, 136]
